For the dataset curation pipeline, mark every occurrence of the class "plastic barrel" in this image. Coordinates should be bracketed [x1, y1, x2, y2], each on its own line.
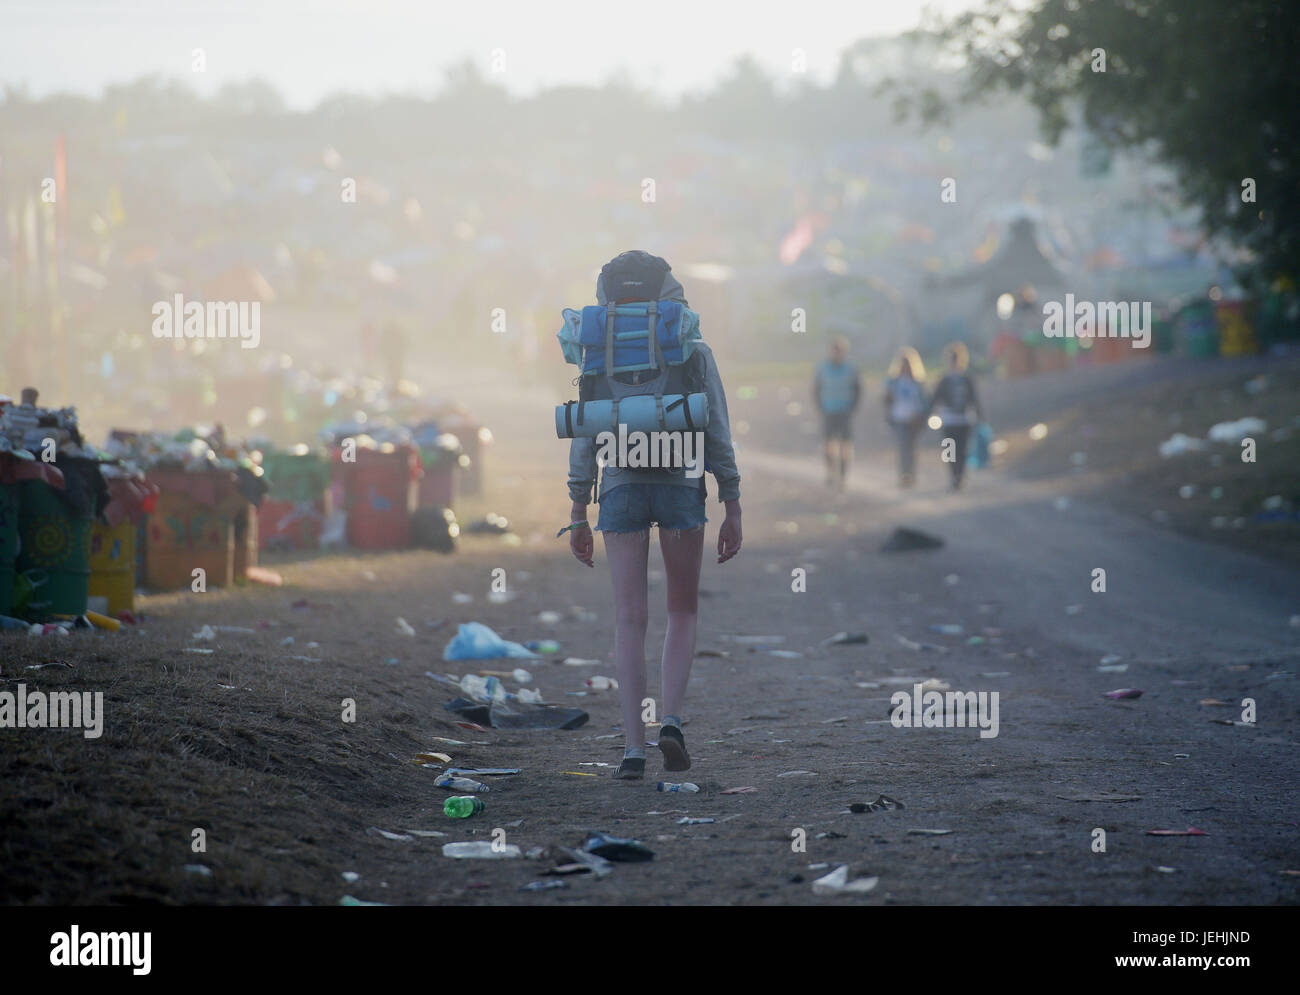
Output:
[88, 519, 136, 616]
[0, 483, 18, 615]
[144, 490, 234, 590]
[344, 447, 419, 550]
[16, 478, 92, 618]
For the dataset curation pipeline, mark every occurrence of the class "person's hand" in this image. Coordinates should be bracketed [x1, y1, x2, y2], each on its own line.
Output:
[569, 503, 594, 567]
[717, 503, 742, 564]
[570, 522, 593, 567]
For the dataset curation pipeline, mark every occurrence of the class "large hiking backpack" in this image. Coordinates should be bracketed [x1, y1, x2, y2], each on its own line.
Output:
[555, 252, 709, 464]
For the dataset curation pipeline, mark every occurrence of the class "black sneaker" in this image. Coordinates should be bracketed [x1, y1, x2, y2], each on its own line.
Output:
[658, 725, 691, 772]
[613, 757, 645, 779]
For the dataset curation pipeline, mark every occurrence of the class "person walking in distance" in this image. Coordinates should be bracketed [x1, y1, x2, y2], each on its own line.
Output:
[884, 347, 927, 488]
[813, 336, 861, 490]
[927, 342, 985, 491]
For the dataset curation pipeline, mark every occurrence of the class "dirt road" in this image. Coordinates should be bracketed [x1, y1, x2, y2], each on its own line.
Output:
[2, 360, 1297, 905]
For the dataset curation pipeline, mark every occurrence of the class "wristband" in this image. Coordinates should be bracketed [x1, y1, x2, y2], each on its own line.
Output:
[556, 521, 592, 539]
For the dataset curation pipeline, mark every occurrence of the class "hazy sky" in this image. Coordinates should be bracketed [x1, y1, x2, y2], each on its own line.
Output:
[2, 0, 977, 107]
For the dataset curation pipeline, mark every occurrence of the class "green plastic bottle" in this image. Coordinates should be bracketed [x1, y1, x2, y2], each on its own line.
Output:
[444, 796, 486, 818]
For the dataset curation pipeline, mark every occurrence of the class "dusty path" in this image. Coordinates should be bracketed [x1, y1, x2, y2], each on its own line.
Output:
[2, 362, 1297, 905]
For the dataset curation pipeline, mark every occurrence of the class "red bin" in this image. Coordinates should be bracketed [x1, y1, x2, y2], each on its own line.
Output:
[341, 446, 420, 550]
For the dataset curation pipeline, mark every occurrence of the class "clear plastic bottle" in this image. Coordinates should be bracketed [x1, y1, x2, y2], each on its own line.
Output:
[657, 781, 700, 793]
[435, 773, 490, 793]
[443, 796, 486, 818]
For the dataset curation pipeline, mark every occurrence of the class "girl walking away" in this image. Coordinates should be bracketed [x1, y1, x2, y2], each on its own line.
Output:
[883, 347, 927, 488]
[562, 251, 742, 780]
[926, 342, 985, 491]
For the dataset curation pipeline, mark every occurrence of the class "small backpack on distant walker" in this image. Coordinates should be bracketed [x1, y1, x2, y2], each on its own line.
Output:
[555, 252, 709, 467]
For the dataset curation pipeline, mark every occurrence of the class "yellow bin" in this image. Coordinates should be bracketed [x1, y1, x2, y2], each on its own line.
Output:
[88, 520, 136, 616]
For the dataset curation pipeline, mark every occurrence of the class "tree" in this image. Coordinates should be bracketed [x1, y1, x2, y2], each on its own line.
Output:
[897, 0, 1300, 285]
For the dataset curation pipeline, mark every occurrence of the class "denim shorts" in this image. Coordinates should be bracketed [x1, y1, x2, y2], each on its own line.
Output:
[596, 483, 708, 534]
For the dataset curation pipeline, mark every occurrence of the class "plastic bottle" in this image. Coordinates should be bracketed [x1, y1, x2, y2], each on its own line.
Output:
[443, 796, 485, 818]
[586, 676, 619, 690]
[459, 673, 506, 703]
[512, 687, 544, 704]
[435, 773, 490, 793]
[442, 841, 522, 859]
[657, 781, 700, 793]
[524, 640, 560, 655]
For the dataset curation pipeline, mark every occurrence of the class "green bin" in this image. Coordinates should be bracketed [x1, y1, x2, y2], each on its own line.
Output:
[16, 478, 93, 618]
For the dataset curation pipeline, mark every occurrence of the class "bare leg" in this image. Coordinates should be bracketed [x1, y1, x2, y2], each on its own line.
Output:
[658, 525, 705, 719]
[602, 530, 650, 749]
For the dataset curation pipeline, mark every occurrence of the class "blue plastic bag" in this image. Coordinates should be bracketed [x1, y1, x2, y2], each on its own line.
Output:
[968, 422, 993, 469]
[443, 621, 539, 661]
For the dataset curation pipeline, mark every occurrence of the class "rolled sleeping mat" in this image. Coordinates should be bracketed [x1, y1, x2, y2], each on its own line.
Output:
[556, 392, 709, 439]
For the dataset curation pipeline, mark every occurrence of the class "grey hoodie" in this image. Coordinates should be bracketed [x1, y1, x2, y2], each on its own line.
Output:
[568, 340, 741, 504]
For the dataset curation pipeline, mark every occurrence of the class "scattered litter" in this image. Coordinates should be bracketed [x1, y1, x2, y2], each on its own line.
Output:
[1100, 653, 1123, 665]
[183, 648, 214, 655]
[695, 649, 729, 657]
[1103, 688, 1142, 700]
[966, 635, 986, 646]
[850, 795, 905, 813]
[341, 871, 360, 883]
[553, 847, 613, 878]
[452, 592, 473, 604]
[907, 828, 954, 836]
[442, 841, 522, 858]
[1208, 417, 1266, 444]
[944, 573, 959, 586]
[815, 831, 846, 840]
[896, 634, 947, 653]
[339, 895, 386, 906]
[777, 770, 817, 777]
[520, 879, 567, 892]
[415, 751, 453, 765]
[721, 786, 757, 794]
[1065, 604, 1083, 615]
[1146, 827, 1208, 837]
[585, 675, 619, 690]
[280, 636, 295, 646]
[245, 566, 283, 586]
[658, 782, 700, 793]
[560, 771, 598, 777]
[768, 649, 804, 659]
[823, 632, 869, 645]
[24, 662, 73, 671]
[821, 715, 850, 724]
[880, 527, 944, 553]
[537, 610, 562, 625]
[812, 865, 878, 896]
[192, 625, 216, 641]
[395, 617, 416, 637]
[919, 678, 951, 692]
[1155, 866, 1177, 874]
[578, 762, 613, 768]
[1198, 698, 1232, 707]
[729, 634, 785, 645]
[402, 830, 448, 839]
[367, 826, 415, 842]
[1158, 433, 1206, 458]
[562, 657, 602, 667]
[1057, 793, 1142, 802]
[583, 832, 654, 862]
[678, 817, 715, 825]
[979, 671, 1011, 678]
[445, 767, 519, 777]
[434, 773, 489, 793]
[444, 622, 539, 661]
[1098, 663, 1129, 673]
[183, 864, 212, 877]
[929, 624, 964, 636]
